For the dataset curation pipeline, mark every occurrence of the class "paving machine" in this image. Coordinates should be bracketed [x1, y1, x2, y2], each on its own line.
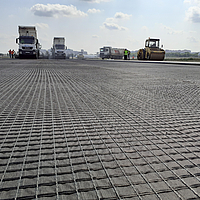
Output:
[137, 38, 165, 61]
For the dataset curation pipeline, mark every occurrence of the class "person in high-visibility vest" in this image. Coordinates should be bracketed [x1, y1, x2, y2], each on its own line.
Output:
[124, 49, 128, 60]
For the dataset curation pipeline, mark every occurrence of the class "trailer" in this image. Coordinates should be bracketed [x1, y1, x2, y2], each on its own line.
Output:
[100, 46, 125, 59]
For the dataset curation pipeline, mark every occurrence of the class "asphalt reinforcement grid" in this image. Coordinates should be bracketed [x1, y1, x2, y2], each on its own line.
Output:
[0, 59, 200, 200]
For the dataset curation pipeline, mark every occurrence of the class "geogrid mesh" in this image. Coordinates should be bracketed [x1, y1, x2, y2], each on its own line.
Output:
[0, 59, 200, 200]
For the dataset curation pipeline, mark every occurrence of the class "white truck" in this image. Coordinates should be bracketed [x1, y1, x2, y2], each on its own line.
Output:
[16, 26, 40, 59]
[52, 37, 67, 59]
[100, 46, 125, 59]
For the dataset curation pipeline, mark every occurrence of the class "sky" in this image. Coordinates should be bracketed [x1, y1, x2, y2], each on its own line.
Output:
[0, 0, 200, 54]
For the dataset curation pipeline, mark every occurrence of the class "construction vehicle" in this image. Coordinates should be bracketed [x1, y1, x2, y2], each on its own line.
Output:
[16, 26, 41, 59]
[100, 46, 125, 59]
[137, 38, 165, 61]
[52, 37, 67, 59]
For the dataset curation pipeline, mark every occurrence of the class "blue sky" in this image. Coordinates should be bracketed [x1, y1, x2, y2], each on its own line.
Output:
[0, 0, 200, 53]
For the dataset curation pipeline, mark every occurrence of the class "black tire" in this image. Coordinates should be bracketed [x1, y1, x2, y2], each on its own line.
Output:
[137, 53, 142, 60]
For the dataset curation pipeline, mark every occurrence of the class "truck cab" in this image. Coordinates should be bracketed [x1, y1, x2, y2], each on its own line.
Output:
[16, 26, 40, 59]
[52, 37, 66, 59]
[16, 36, 40, 59]
[100, 47, 111, 59]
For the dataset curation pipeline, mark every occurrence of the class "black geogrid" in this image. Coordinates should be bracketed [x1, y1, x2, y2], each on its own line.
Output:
[0, 60, 200, 199]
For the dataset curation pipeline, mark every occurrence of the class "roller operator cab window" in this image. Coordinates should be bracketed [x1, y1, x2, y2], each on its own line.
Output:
[149, 40, 160, 48]
[146, 40, 160, 48]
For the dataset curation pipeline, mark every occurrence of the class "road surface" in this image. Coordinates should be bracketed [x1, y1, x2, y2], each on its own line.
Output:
[0, 59, 200, 200]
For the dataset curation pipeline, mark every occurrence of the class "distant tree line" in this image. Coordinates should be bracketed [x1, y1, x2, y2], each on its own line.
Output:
[165, 52, 199, 58]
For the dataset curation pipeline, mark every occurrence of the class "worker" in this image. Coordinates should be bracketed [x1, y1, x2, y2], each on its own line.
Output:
[8, 49, 12, 58]
[11, 50, 15, 58]
[128, 50, 130, 60]
[124, 49, 128, 60]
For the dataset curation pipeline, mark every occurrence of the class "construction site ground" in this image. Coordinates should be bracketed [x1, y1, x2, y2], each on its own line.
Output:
[1, 59, 200, 200]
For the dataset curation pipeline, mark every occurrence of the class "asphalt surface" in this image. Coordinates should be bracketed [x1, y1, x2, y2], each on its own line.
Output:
[1, 59, 200, 200]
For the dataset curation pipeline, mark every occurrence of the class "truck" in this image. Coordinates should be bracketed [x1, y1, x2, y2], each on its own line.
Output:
[16, 26, 40, 59]
[100, 47, 125, 59]
[52, 37, 67, 59]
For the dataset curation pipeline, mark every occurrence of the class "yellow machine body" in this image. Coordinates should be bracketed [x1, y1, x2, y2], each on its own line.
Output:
[137, 38, 165, 61]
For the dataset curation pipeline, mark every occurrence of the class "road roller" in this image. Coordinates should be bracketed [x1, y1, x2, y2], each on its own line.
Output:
[137, 38, 165, 61]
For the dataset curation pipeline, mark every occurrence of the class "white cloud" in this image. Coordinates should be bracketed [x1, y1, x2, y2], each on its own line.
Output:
[105, 12, 131, 22]
[103, 22, 128, 31]
[80, 0, 111, 3]
[102, 12, 131, 31]
[187, 36, 199, 43]
[92, 35, 99, 38]
[184, 0, 200, 4]
[189, 30, 197, 34]
[196, 0, 200, 4]
[161, 24, 184, 35]
[8, 15, 15, 18]
[185, 0, 200, 22]
[35, 23, 49, 29]
[31, 4, 88, 18]
[142, 26, 148, 32]
[186, 6, 200, 22]
[184, 0, 192, 4]
[87, 8, 101, 14]
[114, 12, 132, 20]
[105, 17, 115, 22]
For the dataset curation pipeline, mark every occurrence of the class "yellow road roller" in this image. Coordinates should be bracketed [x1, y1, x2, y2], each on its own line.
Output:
[137, 38, 165, 61]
